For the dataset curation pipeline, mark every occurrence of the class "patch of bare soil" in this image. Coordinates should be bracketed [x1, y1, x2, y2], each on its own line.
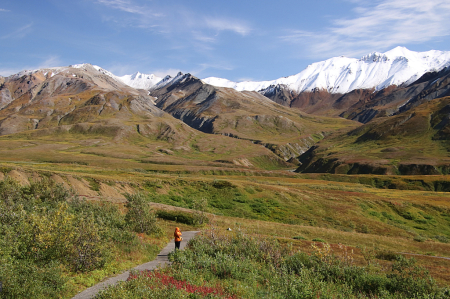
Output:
[66, 176, 98, 197]
[99, 182, 126, 203]
[8, 170, 30, 186]
[51, 174, 71, 189]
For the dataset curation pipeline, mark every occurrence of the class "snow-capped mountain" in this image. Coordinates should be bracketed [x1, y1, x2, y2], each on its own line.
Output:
[71, 64, 162, 90]
[203, 47, 450, 94]
[118, 72, 162, 90]
[7, 46, 450, 99]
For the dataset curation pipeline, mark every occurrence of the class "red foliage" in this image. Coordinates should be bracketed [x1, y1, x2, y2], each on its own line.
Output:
[128, 270, 236, 298]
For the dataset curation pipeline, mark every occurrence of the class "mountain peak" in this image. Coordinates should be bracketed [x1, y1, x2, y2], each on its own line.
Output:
[204, 47, 450, 94]
[384, 46, 413, 58]
[359, 52, 388, 62]
[118, 71, 162, 90]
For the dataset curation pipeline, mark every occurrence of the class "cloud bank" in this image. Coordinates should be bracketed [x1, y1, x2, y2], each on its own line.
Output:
[281, 0, 450, 58]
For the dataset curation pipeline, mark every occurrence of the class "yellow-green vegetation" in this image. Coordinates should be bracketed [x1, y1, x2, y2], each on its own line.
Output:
[1, 137, 450, 297]
[0, 177, 167, 298]
[97, 230, 449, 298]
[0, 125, 294, 173]
[298, 96, 450, 175]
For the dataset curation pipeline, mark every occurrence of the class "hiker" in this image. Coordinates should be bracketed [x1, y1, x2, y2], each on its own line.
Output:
[174, 227, 182, 250]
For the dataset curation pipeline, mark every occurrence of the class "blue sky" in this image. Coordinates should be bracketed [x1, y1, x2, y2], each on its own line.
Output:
[1, 0, 450, 81]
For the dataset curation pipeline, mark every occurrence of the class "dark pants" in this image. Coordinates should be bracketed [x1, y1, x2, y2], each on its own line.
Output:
[175, 241, 181, 250]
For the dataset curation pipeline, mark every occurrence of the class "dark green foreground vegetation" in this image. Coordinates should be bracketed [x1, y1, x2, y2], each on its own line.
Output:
[0, 178, 162, 298]
[97, 231, 450, 298]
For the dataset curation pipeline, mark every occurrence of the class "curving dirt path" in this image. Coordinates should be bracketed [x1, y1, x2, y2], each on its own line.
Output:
[71, 231, 200, 299]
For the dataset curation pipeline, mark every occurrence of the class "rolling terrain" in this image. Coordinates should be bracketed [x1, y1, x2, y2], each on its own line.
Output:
[0, 64, 301, 171]
[149, 72, 358, 161]
[1, 49, 450, 297]
[296, 96, 450, 175]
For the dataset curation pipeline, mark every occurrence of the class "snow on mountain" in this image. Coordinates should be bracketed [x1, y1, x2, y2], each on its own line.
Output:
[118, 72, 162, 90]
[8, 46, 450, 95]
[149, 72, 192, 90]
[203, 47, 450, 94]
[71, 64, 162, 89]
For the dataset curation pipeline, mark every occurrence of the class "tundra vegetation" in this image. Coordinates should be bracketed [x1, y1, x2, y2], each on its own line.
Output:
[0, 96, 449, 297]
[97, 230, 450, 298]
[0, 166, 450, 298]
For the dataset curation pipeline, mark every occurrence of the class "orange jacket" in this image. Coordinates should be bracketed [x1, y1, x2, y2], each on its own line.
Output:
[174, 227, 182, 242]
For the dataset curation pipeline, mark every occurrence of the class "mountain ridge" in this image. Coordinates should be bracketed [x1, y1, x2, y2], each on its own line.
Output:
[7, 47, 450, 100]
[203, 47, 450, 95]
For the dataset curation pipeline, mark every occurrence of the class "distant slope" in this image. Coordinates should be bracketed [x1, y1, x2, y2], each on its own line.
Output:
[203, 47, 450, 122]
[0, 65, 294, 171]
[296, 96, 450, 175]
[150, 72, 359, 161]
[0, 64, 165, 136]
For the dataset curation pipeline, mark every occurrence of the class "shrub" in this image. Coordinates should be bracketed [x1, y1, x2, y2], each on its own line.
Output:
[312, 238, 326, 242]
[192, 197, 209, 225]
[125, 193, 162, 235]
[156, 210, 196, 225]
[102, 231, 449, 298]
[0, 259, 67, 299]
[358, 224, 370, 233]
[68, 213, 107, 272]
[376, 250, 399, 261]
[433, 235, 450, 243]
[23, 177, 74, 209]
[413, 235, 427, 242]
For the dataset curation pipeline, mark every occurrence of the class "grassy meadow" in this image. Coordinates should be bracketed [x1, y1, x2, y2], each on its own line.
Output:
[0, 130, 449, 297]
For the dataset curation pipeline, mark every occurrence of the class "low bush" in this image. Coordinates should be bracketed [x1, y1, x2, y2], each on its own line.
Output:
[156, 210, 196, 225]
[433, 235, 450, 243]
[376, 250, 399, 261]
[0, 178, 164, 298]
[125, 193, 162, 235]
[413, 235, 427, 242]
[312, 238, 326, 242]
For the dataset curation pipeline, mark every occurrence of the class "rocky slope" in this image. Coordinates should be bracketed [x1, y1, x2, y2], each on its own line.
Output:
[0, 64, 298, 170]
[203, 47, 450, 123]
[149, 72, 358, 161]
[0, 64, 171, 137]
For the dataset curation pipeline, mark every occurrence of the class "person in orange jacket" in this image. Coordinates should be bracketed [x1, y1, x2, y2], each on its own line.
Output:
[174, 227, 182, 250]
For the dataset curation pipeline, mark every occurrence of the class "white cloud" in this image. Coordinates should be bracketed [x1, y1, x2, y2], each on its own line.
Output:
[36, 56, 62, 70]
[0, 8, 10, 12]
[192, 31, 217, 43]
[95, 0, 251, 44]
[2, 23, 33, 39]
[280, 0, 450, 58]
[190, 62, 235, 77]
[204, 18, 251, 36]
[0, 67, 23, 77]
[96, 0, 162, 17]
[0, 56, 62, 77]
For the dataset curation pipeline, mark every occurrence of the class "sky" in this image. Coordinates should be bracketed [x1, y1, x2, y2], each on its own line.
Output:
[1, 0, 450, 81]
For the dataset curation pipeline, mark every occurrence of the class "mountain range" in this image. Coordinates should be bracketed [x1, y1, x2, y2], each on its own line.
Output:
[2, 46, 450, 175]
